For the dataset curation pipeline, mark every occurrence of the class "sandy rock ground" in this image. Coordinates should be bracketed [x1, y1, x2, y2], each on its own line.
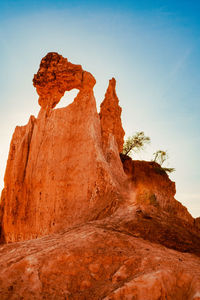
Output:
[0, 213, 200, 300]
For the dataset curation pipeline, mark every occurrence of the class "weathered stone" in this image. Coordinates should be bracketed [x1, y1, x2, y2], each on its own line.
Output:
[100, 78, 125, 153]
[0, 53, 200, 300]
[1, 53, 126, 243]
[0, 216, 200, 300]
[120, 154, 194, 225]
[33, 52, 96, 109]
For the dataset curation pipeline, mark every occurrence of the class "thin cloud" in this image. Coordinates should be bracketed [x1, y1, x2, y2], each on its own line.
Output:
[170, 47, 193, 78]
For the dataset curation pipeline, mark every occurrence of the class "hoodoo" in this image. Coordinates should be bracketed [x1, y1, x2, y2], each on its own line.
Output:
[100, 77, 125, 153]
[1, 52, 126, 243]
[0, 53, 200, 300]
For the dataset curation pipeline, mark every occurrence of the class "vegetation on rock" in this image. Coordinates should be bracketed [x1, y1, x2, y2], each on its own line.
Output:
[122, 131, 150, 157]
[153, 150, 175, 174]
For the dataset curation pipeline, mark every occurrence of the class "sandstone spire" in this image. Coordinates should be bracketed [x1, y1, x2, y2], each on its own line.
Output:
[100, 78, 125, 153]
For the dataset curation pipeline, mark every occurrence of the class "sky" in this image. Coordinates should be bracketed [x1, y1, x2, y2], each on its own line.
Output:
[0, 0, 200, 217]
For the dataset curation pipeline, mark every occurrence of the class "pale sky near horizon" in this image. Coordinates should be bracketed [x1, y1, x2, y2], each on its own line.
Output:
[0, 0, 200, 217]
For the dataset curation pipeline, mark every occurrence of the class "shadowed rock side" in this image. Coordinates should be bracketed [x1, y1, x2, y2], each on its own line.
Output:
[119, 154, 200, 255]
[1, 53, 126, 243]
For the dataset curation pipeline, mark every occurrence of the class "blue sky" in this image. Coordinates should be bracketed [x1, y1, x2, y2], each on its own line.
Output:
[0, 0, 200, 217]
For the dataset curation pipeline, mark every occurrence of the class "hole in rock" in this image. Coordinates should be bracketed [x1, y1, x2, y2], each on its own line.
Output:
[56, 89, 79, 109]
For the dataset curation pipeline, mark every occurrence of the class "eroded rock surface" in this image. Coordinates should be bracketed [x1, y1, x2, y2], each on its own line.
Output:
[1, 53, 126, 243]
[33, 52, 95, 109]
[0, 215, 200, 300]
[120, 154, 195, 225]
[100, 78, 125, 153]
[0, 52, 200, 300]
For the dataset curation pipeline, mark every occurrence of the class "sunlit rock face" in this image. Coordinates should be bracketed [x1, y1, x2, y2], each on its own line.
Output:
[100, 78, 125, 153]
[33, 52, 95, 109]
[1, 53, 126, 243]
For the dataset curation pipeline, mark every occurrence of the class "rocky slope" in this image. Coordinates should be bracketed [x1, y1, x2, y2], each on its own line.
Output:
[0, 212, 200, 300]
[0, 53, 200, 299]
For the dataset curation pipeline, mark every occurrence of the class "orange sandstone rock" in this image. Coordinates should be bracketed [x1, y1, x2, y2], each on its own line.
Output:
[120, 154, 194, 225]
[0, 217, 200, 300]
[0, 52, 200, 300]
[1, 53, 126, 243]
[33, 52, 95, 109]
[100, 78, 125, 153]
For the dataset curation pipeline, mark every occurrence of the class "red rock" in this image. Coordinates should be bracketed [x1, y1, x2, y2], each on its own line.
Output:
[33, 52, 95, 109]
[100, 78, 125, 153]
[0, 216, 200, 300]
[0, 53, 200, 299]
[1, 53, 126, 243]
[120, 154, 194, 225]
[195, 217, 200, 230]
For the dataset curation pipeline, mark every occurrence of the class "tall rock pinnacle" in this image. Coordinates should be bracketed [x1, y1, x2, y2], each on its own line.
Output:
[100, 78, 125, 153]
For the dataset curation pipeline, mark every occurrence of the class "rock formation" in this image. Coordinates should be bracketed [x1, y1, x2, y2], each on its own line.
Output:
[33, 52, 94, 109]
[100, 78, 125, 153]
[0, 52, 126, 243]
[120, 154, 195, 224]
[0, 53, 200, 299]
[0, 218, 200, 300]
